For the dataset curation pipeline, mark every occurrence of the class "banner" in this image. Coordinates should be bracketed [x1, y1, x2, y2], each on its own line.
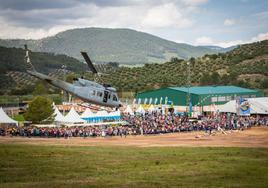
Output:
[238, 97, 250, 116]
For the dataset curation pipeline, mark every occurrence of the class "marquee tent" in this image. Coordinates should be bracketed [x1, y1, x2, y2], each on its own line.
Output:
[108, 110, 121, 121]
[94, 110, 110, 122]
[217, 97, 268, 114]
[0, 108, 18, 125]
[63, 107, 85, 124]
[81, 108, 95, 122]
[53, 106, 65, 122]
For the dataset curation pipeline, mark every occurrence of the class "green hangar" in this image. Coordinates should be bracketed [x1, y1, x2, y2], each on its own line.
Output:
[135, 86, 263, 106]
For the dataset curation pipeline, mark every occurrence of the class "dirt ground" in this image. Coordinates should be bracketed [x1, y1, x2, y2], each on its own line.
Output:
[0, 127, 267, 148]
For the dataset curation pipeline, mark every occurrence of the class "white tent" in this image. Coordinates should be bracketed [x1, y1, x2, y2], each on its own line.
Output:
[53, 106, 65, 122]
[96, 110, 109, 117]
[136, 105, 145, 114]
[124, 105, 134, 115]
[248, 97, 268, 114]
[108, 109, 121, 121]
[217, 100, 236, 113]
[217, 97, 268, 114]
[0, 108, 18, 125]
[109, 109, 121, 117]
[114, 109, 121, 117]
[80, 108, 95, 118]
[63, 107, 85, 123]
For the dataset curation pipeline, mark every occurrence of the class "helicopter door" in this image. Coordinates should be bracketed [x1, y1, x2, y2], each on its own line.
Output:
[103, 90, 109, 103]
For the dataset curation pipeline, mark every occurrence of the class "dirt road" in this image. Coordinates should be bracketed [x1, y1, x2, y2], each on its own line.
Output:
[0, 127, 267, 147]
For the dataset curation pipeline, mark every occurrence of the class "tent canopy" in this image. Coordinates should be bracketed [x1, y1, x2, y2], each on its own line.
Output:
[95, 110, 109, 117]
[80, 108, 95, 118]
[0, 108, 18, 125]
[63, 107, 85, 123]
[217, 97, 268, 114]
[53, 106, 65, 122]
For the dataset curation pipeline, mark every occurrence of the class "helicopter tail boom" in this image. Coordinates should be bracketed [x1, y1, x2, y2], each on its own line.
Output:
[24, 45, 35, 71]
[24, 45, 74, 94]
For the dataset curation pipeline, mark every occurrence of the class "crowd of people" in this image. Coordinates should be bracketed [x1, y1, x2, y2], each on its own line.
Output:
[0, 112, 267, 138]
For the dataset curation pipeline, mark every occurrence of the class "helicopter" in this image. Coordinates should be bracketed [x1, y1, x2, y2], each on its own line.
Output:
[24, 45, 122, 109]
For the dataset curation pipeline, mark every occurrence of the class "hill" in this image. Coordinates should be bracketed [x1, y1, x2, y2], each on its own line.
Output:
[0, 28, 229, 64]
[96, 40, 268, 93]
[0, 46, 87, 94]
[0, 40, 267, 96]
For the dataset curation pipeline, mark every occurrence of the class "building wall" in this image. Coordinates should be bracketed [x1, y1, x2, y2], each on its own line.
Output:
[196, 91, 262, 106]
[136, 88, 189, 106]
[136, 87, 263, 106]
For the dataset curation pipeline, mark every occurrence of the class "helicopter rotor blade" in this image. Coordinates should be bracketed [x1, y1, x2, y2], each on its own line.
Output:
[80, 51, 98, 74]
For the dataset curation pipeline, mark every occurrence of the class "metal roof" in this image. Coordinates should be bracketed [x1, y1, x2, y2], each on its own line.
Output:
[169, 86, 258, 95]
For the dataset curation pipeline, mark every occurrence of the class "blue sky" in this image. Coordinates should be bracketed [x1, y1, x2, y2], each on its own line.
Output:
[0, 0, 267, 47]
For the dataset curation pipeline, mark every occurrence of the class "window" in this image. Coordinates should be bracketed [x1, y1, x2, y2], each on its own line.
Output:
[97, 91, 103, 97]
[218, 96, 226, 102]
[211, 97, 217, 102]
[113, 95, 118, 101]
[226, 96, 232, 101]
[92, 90, 96, 96]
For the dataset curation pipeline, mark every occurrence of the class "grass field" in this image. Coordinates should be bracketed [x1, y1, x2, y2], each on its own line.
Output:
[0, 144, 268, 188]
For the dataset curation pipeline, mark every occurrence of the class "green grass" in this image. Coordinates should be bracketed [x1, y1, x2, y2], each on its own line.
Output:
[0, 144, 267, 188]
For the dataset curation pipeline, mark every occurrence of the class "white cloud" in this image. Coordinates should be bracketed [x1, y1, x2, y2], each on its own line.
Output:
[224, 19, 235, 26]
[195, 32, 268, 48]
[251, 32, 268, 41]
[141, 3, 192, 28]
[182, 0, 209, 6]
[195, 36, 214, 45]
[0, 1, 198, 39]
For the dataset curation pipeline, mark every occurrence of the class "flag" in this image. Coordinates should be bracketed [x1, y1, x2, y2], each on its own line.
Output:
[144, 98, 148, 104]
[149, 98, 152, 105]
[154, 98, 158, 105]
[164, 96, 168, 105]
[138, 98, 141, 105]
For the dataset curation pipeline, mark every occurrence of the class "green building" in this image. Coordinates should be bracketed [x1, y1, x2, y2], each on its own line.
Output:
[135, 86, 262, 106]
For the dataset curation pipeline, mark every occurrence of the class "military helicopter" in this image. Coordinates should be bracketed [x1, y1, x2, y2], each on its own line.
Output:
[24, 45, 122, 108]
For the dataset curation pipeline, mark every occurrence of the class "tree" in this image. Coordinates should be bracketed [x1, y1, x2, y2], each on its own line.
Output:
[260, 79, 268, 89]
[24, 96, 54, 123]
[33, 82, 47, 95]
[210, 72, 220, 85]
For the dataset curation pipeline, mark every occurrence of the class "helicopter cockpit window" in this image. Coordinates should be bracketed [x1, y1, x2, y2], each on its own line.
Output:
[112, 95, 118, 101]
[97, 91, 103, 97]
[92, 90, 96, 96]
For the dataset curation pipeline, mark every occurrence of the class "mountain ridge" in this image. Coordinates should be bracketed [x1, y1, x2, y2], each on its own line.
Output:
[0, 27, 232, 64]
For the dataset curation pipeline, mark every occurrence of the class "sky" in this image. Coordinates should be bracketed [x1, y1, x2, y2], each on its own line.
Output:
[0, 0, 267, 47]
